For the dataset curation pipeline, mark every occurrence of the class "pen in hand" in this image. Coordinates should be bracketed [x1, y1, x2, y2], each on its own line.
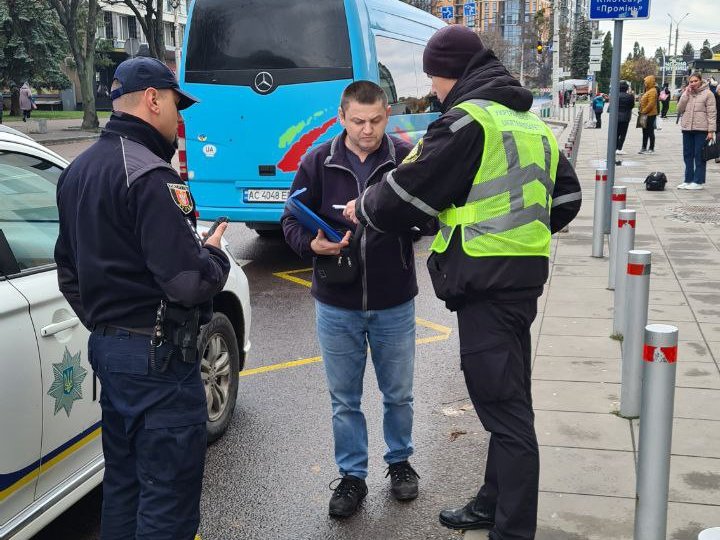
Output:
[332, 204, 346, 210]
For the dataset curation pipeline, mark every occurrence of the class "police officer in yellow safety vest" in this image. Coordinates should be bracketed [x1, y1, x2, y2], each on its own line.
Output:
[344, 25, 581, 540]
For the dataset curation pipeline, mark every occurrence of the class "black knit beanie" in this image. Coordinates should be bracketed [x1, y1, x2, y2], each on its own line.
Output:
[423, 25, 485, 79]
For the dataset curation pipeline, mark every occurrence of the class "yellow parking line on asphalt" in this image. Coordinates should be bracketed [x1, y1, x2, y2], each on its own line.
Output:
[273, 268, 312, 288]
[240, 356, 323, 377]
[239, 316, 451, 378]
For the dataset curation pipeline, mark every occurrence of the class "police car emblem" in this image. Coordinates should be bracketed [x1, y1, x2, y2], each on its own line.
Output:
[47, 348, 87, 417]
[168, 183, 193, 214]
[403, 138, 424, 164]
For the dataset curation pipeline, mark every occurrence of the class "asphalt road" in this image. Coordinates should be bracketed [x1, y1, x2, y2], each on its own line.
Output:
[31, 141, 489, 540]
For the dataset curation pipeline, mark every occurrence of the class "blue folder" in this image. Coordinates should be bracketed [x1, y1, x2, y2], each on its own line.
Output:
[286, 188, 344, 243]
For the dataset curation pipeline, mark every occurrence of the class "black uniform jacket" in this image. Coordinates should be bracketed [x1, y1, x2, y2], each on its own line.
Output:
[281, 133, 424, 311]
[54, 112, 230, 329]
[355, 49, 582, 310]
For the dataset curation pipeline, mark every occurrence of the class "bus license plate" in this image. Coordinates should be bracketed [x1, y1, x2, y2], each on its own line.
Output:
[245, 189, 289, 203]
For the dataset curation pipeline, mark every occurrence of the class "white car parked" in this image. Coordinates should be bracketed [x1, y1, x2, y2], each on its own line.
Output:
[0, 126, 251, 539]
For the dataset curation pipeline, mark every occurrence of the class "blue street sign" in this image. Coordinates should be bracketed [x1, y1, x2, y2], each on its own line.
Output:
[589, 0, 650, 20]
[463, 2, 476, 17]
[441, 5, 454, 19]
[587, 75, 594, 83]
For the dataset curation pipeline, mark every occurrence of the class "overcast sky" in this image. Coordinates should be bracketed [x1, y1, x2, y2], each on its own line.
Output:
[597, 0, 718, 57]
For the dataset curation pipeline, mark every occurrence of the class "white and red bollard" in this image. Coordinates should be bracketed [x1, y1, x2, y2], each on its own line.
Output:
[592, 168, 608, 258]
[634, 323, 679, 540]
[613, 209, 636, 335]
[620, 250, 651, 418]
[607, 186, 627, 290]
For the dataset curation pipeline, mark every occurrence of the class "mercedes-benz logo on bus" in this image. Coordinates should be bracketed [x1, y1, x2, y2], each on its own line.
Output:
[254, 72, 274, 94]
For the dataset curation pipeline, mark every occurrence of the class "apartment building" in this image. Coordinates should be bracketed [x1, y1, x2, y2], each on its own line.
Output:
[89, 0, 188, 108]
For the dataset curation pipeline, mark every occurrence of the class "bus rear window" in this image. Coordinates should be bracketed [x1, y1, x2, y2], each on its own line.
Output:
[186, 0, 352, 87]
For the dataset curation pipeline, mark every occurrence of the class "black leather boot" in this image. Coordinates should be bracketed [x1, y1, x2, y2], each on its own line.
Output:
[438, 496, 495, 530]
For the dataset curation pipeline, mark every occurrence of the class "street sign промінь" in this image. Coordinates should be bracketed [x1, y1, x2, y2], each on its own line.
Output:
[589, 0, 650, 20]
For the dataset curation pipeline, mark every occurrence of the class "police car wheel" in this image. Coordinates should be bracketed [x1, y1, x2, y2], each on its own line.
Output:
[199, 312, 240, 443]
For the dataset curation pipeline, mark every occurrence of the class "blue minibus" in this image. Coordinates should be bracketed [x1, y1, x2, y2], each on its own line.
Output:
[179, 0, 444, 234]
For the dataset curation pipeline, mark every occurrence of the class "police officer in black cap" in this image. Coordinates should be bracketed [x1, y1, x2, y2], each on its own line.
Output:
[55, 57, 230, 539]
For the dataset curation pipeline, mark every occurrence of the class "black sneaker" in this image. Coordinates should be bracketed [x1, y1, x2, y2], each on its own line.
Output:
[328, 475, 367, 518]
[386, 461, 419, 501]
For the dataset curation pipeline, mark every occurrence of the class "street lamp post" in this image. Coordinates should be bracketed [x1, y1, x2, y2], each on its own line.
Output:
[668, 12, 689, 92]
[170, 0, 182, 74]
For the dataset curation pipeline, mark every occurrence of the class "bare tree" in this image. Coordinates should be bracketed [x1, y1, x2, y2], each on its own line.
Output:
[49, 0, 100, 130]
[105, 0, 165, 59]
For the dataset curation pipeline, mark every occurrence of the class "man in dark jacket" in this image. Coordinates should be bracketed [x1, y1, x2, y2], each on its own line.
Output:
[344, 26, 581, 540]
[616, 81, 635, 155]
[55, 57, 230, 539]
[281, 81, 425, 519]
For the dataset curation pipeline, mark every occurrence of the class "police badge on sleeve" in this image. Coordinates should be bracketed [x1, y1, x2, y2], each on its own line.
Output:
[167, 183, 193, 214]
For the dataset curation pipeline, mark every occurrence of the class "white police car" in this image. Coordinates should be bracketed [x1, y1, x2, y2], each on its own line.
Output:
[0, 126, 251, 539]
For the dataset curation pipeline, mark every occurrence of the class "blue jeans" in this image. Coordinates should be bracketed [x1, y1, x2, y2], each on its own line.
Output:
[315, 299, 416, 479]
[683, 130, 708, 184]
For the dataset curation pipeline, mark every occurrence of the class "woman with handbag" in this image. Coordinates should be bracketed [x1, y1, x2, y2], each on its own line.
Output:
[676, 73, 717, 190]
[638, 75, 658, 154]
[19, 82, 34, 122]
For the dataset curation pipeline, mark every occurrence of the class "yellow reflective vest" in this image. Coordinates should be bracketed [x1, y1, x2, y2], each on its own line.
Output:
[430, 99, 558, 258]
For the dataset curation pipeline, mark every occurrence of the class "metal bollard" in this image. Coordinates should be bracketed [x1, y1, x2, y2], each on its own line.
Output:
[607, 186, 627, 290]
[612, 209, 636, 335]
[592, 168, 608, 258]
[619, 250, 651, 418]
[634, 324, 678, 540]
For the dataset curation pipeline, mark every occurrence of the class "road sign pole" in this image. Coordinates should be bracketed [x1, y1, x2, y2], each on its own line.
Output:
[604, 20, 623, 234]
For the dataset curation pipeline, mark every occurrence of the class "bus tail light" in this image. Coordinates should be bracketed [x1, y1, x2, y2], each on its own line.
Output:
[178, 117, 188, 182]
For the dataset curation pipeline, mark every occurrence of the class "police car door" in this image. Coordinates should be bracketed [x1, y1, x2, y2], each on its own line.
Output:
[0, 146, 102, 503]
[0, 276, 42, 533]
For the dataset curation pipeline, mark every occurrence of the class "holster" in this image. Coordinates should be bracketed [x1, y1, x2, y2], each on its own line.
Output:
[163, 303, 201, 363]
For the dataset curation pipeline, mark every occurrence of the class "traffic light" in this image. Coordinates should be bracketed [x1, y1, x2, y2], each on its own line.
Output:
[536, 41, 543, 56]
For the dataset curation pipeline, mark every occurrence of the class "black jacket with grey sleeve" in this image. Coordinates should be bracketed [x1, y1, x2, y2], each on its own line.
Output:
[355, 50, 582, 310]
[54, 112, 230, 328]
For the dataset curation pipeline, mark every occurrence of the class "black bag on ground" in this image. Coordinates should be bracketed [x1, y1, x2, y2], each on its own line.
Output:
[313, 224, 362, 285]
[644, 172, 667, 191]
[701, 140, 720, 162]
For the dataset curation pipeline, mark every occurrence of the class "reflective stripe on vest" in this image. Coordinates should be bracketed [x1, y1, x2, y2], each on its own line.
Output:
[430, 99, 558, 258]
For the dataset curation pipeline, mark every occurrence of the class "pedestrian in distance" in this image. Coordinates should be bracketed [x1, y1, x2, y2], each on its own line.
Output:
[343, 25, 582, 540]
[616, 81, 634, 155]
[708, 78, 720, 164]
[55, 57, 230, 540]
[659, 82, 671, 118]
[19, 82, 35, 122]
[676, 73, 717, 190]
[570, 86, 577, 107]
[592, 93, 605, 128]
[281, 80, 430, 519]
[638, 75, 659, 154]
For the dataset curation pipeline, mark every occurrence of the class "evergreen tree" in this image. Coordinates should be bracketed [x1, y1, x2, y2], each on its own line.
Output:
[632, 41, 642, 59]
[569, 16, 591, 79]
[598, 31, 612, 93]
[0, 0, 70, 114]
[640, 46, 645, 58]
[653, 47, 664, 64]
[681, 41, 694, 63]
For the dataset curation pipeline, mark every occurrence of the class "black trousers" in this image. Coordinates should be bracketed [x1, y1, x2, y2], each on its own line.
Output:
[457, 298, 539, 540]
[617, 120, 630, 150]
[642, 116, 656, 150]
[89, 329, 207, 540]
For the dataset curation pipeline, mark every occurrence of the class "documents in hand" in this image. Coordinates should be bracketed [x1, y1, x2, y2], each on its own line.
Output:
[286, 188, 344, 243]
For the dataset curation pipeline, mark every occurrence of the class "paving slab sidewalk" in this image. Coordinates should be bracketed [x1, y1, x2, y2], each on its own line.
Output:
[467, 106, 720, 540]
[2, 117, 108, 145]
